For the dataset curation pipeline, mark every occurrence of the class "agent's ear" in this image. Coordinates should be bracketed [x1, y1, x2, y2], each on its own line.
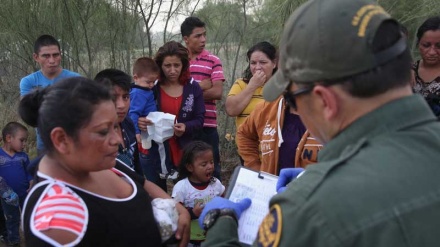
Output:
[313, 85, 339, 121]
[50, 127, 72, 154]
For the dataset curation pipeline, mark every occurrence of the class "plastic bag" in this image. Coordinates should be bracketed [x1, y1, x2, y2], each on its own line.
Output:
[151, 198, 179, 243]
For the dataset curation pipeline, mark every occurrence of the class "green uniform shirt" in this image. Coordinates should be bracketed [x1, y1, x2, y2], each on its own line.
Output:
[204, 95, 440, 247]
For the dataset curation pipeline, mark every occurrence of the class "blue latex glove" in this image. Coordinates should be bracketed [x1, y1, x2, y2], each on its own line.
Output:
[276, 168, 305, 193]
[198, 197, 252, 228]
[3, 191, 19, 207]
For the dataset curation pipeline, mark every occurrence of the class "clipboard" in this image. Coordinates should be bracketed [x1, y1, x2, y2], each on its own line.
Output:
[225, 166, 278, 246]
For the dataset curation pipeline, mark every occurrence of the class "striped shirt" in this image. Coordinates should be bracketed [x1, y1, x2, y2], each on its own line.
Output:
[227, 78, 264, 128]
[190, 49, 225, 127]
[33, 181, 88, 242]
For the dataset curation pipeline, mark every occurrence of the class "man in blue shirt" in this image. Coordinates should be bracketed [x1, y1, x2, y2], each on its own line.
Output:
[20, 34, 80, 155]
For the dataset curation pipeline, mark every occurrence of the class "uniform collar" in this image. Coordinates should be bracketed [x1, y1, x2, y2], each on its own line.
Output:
[319, 94, 436, 161]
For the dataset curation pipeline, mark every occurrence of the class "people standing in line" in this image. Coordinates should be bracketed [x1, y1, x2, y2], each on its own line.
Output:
[172, 141, 225, 247]
[138, 41, 205, 192]
[198, 0, 440, 246]
[128, 57, 160, 178]
[411, 16, 440, 116]
[94, 69, 143, 176]
[19, 34, 81, 155]
[0, 122, 32, 247]
[19, 77, 190, 246]
[225, 41, 277, 128]
[181, 17, 225, 180]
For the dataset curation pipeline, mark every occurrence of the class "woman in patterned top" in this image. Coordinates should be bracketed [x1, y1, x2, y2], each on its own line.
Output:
[412, 16, 440, 116]
[19, 77, 190, 246]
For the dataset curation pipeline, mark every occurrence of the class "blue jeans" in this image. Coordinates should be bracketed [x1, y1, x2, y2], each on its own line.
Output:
[194, 127, 221, 181]
[1, 196, 25, 244]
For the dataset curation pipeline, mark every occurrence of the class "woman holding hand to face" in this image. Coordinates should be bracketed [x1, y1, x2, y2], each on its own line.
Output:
[225, 42, 278, 128]
[19, 78, 189, 247]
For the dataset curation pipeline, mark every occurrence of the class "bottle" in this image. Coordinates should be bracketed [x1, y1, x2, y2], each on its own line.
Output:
[141, 130, 152, 149]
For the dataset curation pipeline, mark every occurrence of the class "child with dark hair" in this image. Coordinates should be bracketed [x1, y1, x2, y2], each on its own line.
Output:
[94, 69, 143, 176]
[172, 141, 224, 247]
[0, 121, 32, 246]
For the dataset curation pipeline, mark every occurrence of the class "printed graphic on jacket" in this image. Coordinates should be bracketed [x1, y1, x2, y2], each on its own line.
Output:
[260, 120, 276, 156]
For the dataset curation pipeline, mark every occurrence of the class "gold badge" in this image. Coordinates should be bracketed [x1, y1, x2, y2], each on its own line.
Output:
[351, 4, 390, 37]
[257, 204, 282, 247]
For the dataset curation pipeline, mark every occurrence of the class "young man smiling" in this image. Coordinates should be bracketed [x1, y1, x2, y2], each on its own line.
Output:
[20, 34, 80, 155]
[181, 17, 225, 180]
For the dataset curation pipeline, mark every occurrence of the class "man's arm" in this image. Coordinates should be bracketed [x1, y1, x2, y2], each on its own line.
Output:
[202, 217, 241, 246]
[201, 79, 223, 101]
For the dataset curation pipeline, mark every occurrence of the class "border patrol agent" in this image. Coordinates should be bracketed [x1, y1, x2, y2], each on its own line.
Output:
[198, 0, 440, 246]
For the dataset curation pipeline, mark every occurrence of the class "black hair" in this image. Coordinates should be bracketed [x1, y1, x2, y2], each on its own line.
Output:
[243, 41, 278, 83]
[2, 122, 28, 140]
[310, 20, 412, 98]
[181, 16, 205, 38]
[34, 34, 60, 54]
[416, 16, 440, 45]
[94, 68, 132, 93]
[18, 77, 113, 153]
[177, 141, 213, 181]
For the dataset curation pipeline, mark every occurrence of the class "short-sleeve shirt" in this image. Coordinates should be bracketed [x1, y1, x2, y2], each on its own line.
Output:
[19, 69, 81, 96]
[227, 78, 264, 128]
[22, 161, 161, 247]
[189, 50, 225, 128]
[20, 69, 81, 151]
[172, 177, 225, 241]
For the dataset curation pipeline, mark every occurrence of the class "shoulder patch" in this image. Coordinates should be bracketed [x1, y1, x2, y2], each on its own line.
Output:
[31, 181, 88, 246]
[257, 204, 282, 247]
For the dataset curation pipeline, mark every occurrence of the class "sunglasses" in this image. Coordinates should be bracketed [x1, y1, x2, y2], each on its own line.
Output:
[283, 86, 314, 111]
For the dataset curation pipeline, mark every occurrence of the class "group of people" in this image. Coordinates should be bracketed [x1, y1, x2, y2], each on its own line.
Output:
[0, 0, 439, 246]
[6, 16, 228, 247]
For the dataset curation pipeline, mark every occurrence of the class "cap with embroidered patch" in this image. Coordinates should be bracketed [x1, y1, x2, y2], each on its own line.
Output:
[263, 0, 407, 101]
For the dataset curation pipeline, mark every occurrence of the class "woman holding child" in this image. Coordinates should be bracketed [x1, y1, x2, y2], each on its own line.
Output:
[139, 41, 205, 192]
[19, 78, 189, 246]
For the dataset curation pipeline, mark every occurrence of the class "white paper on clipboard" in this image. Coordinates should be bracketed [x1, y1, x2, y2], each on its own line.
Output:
[225, 166, 278, 246]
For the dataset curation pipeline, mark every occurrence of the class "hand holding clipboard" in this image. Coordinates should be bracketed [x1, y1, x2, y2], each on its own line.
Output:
[225, 166, 279, 246]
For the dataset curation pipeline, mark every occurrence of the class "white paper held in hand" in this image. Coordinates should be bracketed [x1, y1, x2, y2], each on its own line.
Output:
[140, 129, 152, 149]
[146, 112, 176, 143]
